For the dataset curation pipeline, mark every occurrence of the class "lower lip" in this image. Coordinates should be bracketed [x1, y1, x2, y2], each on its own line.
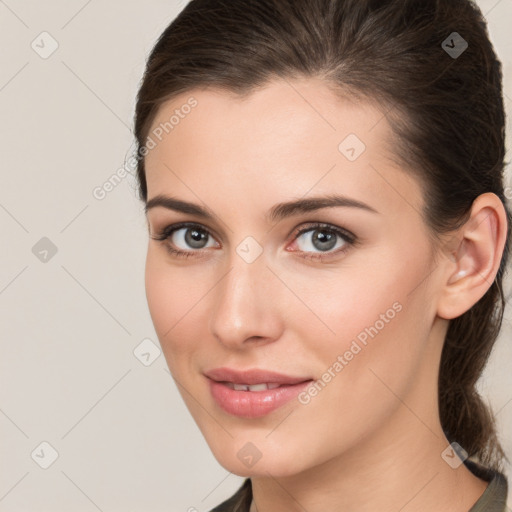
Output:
[208, 378, 313, 418]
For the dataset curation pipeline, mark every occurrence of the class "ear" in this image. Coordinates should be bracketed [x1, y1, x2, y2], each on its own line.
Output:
[436, 192, 508, 320]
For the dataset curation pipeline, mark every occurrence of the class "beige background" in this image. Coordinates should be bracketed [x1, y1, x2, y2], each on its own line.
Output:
[0, 1, 511, 510]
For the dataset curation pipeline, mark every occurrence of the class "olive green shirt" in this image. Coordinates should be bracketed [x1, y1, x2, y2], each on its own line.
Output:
[210, 459, 508, 512]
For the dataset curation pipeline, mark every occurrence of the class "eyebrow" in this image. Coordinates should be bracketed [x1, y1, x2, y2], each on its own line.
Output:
[145, 193, 379, 222]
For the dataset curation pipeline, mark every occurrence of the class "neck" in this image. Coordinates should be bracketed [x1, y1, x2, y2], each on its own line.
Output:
[249, 419, 487, 512]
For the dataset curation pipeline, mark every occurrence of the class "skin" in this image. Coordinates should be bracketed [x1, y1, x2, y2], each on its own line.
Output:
[143, 77, 508, 512]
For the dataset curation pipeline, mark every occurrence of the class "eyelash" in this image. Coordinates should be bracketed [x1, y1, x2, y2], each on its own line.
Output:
[150, 221, 358, 261]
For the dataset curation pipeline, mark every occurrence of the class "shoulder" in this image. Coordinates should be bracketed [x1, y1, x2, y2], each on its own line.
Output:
[465, 459, 509, 512]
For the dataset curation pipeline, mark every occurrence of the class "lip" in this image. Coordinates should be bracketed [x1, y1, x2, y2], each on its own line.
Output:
[204, 367, 312, 386]
[204, 367, 313, 418]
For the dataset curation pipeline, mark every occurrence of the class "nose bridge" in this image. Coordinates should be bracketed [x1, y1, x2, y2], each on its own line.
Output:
[209, 243, 281, 347]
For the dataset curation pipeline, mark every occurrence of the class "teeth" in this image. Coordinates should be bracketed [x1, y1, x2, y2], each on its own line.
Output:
[224, 382, 282, 391]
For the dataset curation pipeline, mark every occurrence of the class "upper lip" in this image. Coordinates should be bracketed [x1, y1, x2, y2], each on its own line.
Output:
[204, 367, 313, 385]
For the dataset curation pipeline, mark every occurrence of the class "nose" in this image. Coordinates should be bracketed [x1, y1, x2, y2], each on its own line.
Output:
[209, 248, 284, 350]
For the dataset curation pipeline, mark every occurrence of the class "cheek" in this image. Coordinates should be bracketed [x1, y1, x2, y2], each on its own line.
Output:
[279, 261, 405, 351]
[287, 243, 433, 382]
[316, 255, 432, 396]
[281, 268, 430, 461]
[144, 248, 208, 364]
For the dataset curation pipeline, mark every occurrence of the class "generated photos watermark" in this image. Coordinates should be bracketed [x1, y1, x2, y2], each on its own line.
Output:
[298, 300, 403, 405]
[92, 96, 198, 201]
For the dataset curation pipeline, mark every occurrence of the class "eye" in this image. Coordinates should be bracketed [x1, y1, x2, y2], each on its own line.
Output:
[151, 221, 357, 261]
[150, 222, 218, 258]
[288, 223, 356, 260]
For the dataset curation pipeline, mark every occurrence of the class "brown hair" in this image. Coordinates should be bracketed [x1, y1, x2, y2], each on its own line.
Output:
[134, 0, 511, 472]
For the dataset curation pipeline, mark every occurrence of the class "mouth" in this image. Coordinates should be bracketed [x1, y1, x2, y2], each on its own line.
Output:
[204, 367, 314, 418]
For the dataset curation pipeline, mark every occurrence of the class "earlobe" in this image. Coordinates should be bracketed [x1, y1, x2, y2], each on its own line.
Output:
[436, 193, 507, 320]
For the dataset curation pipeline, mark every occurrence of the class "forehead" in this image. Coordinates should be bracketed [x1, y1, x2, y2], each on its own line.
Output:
[144, 78, 424, 220]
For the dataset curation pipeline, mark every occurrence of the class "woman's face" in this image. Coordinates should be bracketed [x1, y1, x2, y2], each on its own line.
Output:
[144, 78, 447, 477]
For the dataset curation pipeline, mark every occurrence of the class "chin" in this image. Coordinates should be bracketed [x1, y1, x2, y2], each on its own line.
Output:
[208, 439, 312, 478]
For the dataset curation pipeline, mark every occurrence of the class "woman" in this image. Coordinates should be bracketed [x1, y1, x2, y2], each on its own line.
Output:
[133, 0, 511, 510]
